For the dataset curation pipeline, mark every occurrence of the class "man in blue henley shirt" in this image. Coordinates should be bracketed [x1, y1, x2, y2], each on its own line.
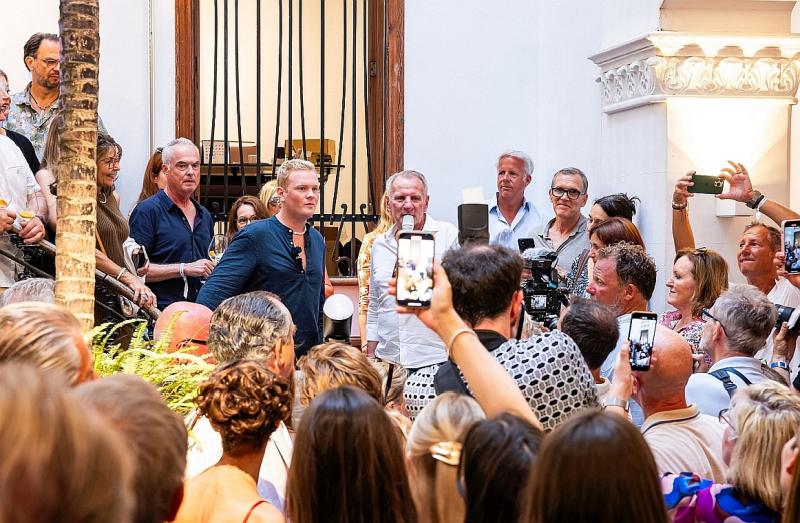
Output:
[197, 159, 325, 357]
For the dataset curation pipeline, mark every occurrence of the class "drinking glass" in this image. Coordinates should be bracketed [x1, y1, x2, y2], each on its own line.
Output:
[208, 234, 228, 264]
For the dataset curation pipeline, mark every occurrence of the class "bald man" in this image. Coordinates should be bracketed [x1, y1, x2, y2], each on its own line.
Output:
[154, 301, 213, 359]
[633, 326, 726, 483]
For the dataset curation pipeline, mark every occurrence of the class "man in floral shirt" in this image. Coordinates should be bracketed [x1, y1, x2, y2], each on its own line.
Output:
[4, 33, 105, 160]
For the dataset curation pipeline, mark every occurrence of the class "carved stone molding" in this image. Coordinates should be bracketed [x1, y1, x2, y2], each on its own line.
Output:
[590, 33, 800, 114]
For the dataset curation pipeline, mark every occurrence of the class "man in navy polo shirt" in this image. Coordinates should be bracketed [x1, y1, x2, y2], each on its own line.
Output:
[197, 159, 325, 357]
[130, 138, 214, 310]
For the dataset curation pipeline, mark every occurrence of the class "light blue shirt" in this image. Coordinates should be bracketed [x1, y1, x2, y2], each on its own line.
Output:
[488, 195, 546, 251]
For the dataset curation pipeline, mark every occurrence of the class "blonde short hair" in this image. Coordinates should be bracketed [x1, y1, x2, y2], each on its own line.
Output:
[296, 342, 383, 408]
[0, 302, 85, 385]
[728, 382, 800, 512]
[406, 393, 485, 523]
[0, 363, 133, 522]
[276, 159, 316, 188]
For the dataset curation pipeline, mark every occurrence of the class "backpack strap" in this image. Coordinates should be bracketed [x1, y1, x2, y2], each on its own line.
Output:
[709, 367, 753, 398]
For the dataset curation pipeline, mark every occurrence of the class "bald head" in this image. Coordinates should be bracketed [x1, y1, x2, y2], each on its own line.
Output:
[634, 325, 693, 412]
[154, 301, 213, 357]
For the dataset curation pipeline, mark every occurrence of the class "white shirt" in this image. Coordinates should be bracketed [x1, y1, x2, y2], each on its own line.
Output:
[366, 214, 459, 368]
[185, 415, 293, 513]
[686, 356, 769, 416]
[0, 134, 41, 286]
[488, 195, 546, 251]
[756, 278, 800, 375]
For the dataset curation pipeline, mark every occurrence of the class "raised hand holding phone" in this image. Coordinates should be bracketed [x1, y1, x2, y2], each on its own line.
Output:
[628, 311, 657, 371]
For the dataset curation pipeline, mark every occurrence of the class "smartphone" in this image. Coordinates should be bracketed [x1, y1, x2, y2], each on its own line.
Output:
[628, 311, 657, 371]
[396, 231, 435, 308]
[783, 220, 800, 274]
[688, 174, 725, 195]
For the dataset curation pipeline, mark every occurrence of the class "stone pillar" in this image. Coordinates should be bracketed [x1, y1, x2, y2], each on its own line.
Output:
[590, 31, 800, 311]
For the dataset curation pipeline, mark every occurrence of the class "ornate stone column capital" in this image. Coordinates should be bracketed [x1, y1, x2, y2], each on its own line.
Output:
[589, 32, 800, 114]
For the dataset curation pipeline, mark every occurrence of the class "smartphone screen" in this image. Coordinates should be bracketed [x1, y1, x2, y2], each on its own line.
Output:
[628, 311, 657, 371]
[688, 174, 725, 195]
[783, 220, 800, 274]
[396, 231, 435, 308]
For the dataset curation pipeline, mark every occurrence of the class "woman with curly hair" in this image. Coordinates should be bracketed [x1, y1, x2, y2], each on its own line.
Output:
[175, 359, 291, 523]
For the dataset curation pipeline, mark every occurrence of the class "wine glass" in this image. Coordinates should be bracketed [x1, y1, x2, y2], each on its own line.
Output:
[208, 234, 228, 264]
[19, 188, 41, 226]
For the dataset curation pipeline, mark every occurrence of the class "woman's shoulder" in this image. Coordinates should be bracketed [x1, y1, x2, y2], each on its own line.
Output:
[248, 501, 285, 523]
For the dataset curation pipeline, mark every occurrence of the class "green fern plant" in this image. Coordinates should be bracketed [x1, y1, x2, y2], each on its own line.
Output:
[91, 314, 214, 415]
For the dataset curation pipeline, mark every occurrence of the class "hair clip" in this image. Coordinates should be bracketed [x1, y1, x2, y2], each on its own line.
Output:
[429, 441, 462, 466]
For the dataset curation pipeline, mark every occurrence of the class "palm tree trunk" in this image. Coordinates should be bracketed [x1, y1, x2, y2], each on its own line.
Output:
[55, 0, 100, 330]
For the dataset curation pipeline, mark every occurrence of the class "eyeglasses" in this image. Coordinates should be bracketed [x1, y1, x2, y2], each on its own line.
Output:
[550, 187, 584, 200]
[268, 196, 282, 207]
[237, 216, 259, 226]
[701, 308, 728, 337]
[101, 157, 121, 169]
[718, 408, 738, 438]
[38, 58, 59, 69]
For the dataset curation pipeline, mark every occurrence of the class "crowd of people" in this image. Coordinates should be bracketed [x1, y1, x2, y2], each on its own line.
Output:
[4, 31, 800, 522]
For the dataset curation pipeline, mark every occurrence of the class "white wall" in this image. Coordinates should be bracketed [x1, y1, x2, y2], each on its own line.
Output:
[0, 0, 176, 213]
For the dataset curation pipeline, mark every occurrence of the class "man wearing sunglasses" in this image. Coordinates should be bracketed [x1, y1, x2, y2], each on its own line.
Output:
[532, 167, 590, 273]
[685, 285, 779, 416]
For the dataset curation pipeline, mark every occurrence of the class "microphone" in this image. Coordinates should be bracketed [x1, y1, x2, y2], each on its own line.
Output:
[401, 214, 414, 231]
[521, 247, 557, 263]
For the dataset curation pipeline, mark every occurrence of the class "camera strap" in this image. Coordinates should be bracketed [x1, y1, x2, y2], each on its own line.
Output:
[570, 248, 591, 295]
[709, 367, 752, 398]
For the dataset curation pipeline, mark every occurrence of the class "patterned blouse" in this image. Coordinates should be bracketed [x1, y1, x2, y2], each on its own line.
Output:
[660, 310, 705, 353]
[565, 250, 590, 298]
[356, 230, 381, 315]
[662, 473, 778, 523]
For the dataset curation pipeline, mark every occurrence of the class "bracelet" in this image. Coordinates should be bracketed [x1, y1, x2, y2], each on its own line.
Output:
[116, 267, 128, 281]
[756, 196, 769, 212]
[446, 327, 478, 357]
[671, 201, 687, 210]
[771, 360, 789, 370]
[179, 263, 185, 278]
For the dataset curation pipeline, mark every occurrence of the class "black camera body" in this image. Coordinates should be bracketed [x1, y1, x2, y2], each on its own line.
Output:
[520, 250, 569, 330]
[775, 304, 800, 333]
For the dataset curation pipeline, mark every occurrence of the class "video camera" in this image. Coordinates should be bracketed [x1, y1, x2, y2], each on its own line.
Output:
[518, 248, 570, 333]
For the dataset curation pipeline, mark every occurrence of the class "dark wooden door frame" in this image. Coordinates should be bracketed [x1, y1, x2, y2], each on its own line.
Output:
[174, 0, 404, 214]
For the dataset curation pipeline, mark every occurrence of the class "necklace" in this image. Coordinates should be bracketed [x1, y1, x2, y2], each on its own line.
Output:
[290, 224, 308, 236]
[30, 90, 57, 111]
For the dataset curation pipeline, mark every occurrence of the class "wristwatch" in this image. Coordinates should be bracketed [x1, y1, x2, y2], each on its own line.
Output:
[771, 360, 789, 371]
[745, 190, 764, 209]
[603, 397, 629, 413]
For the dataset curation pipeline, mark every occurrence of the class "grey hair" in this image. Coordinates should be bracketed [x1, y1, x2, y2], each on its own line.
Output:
[0, 278, 55, 306]
[276, 158, 317, 188]
[551, 167, 589, 194]
[208, 291, 293, 365]
[385, 170, 428, 198]
[712, 284, 777, 356]
[497, 150, 534, 177]
[161, 137, 198, 165]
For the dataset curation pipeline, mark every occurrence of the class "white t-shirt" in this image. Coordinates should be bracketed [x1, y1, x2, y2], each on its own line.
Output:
[0, 134, 41, 286]
[757, 278, 800, 375]
[686, 356, 769, 416]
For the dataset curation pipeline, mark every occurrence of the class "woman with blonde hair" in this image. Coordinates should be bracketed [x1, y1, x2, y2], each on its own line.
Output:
[175, 359, 291, 523]
[357, 190, 394, 352]
[258, 180, 281, 218]
[0, 301, 93, 385]
[406, 392, 485, 523]
[0, 362, 133, 522]
[663, 382, 800, 521]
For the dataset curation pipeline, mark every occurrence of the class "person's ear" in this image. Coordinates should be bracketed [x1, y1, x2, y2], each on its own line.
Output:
[631, 375, 641, 396]
[276, 185, 286, 200]
[385, 401, 397, 412]
[621, 283, 637, 304]
[788, 446, 800, 476]
[24, 56, 34, 72]
[510, 290, 523, 326]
